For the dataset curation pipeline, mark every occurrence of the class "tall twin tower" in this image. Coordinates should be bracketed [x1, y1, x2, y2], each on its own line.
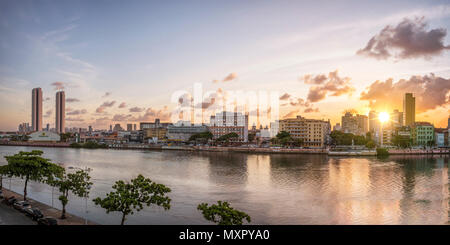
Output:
[31, 88, 65, 133]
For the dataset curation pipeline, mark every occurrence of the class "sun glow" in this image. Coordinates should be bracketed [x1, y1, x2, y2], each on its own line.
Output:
[378, 112, 390, 123]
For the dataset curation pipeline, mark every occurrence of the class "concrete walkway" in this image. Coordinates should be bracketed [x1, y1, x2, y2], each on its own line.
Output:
[1, 188, 97, 225]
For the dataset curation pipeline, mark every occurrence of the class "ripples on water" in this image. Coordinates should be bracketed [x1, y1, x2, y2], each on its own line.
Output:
[0, 146, 448, 225]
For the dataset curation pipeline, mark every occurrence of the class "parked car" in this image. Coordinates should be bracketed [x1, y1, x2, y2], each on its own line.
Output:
[4, 196, 17, 205]
[24, 207, 44, 221]
[13, 201, 31, 212]
[37, 217, 58, 226]
[0, 190, 3, 199]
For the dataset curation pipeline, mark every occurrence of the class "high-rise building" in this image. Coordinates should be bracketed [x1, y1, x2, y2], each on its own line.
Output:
[31, 88, 43, 131]
[56, 91, 65, 133]
[369, 110, 379, 133]
[403, 93, 415, 127]
[133, 124, 137, 131]
[46, 123, 50, 131]
[88, 125, 93, 133]
[113, 123, 123, 132]
[341, 112, 368, 136]
[390, 109, 403, 128]
[127, 124, 133, 131]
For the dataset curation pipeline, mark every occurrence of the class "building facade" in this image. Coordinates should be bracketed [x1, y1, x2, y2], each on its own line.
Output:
[403, 93, 415, 127]
[28, 131, 60, 142]
[412, 122, 434, 146]
[31, 88, 43, 131]
[56, 91, 65, 133]
[167, 122, 209, 141]
[209, 111, 249, 142]
[278, 115, 331, 147]
[341, 112, 368, 136]
[140, 119, 171, 130]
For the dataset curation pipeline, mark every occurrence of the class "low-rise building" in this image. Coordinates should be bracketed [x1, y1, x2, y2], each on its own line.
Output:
[278, 115, 331, 147]
[28, 131, 61, 142]
[167, 122, 209, 142]
[412, 122, 434, 146]
[143, 127, 167, 141]
[209, 111, 249, 142]
[140, 119, 171, 130]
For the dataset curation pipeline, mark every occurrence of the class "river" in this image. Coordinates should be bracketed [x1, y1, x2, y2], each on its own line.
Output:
[0, 146, 448, 225]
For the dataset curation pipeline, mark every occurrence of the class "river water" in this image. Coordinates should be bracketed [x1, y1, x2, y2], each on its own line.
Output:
[0, 146, 448, 225]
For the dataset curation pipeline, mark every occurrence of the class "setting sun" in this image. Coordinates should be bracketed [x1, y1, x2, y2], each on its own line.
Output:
[378, 112, 390, 123]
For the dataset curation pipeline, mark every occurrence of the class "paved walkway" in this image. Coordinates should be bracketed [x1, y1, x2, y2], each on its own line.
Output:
[1, 188, 96, 225]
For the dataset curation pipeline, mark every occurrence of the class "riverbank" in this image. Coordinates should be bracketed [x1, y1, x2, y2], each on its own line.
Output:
[1, 188, 96, 225]
[1, 141, 450, 155]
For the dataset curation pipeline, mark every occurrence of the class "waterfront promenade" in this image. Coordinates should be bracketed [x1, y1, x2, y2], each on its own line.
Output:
[1, 188, 96, 225]
[1, 140, 449, 155]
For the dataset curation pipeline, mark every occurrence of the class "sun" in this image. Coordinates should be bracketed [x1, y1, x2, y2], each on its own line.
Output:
[378, 112, 390, 123]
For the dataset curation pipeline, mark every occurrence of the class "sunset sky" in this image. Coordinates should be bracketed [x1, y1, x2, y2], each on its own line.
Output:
[0, 0, 449, 131]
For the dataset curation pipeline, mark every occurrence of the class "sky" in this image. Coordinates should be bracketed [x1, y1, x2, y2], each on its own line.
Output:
[0, 0, 449, 131]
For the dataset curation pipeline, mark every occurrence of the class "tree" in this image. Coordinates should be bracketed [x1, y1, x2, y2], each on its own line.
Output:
[60, 132, 72, 142]
[4, 150, 64, 200]
[197, 201, 251, 225]
[365, 140, 376, 149]
[0, 165, 7, 189]
[189, 131, 213, 143]
[93, 174, 171, 225]
[217, 133, 239, 143]
[50, 169, 92, 219]
[276, 131, 290, 139]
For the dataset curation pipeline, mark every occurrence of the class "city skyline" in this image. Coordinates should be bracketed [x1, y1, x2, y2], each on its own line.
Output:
[1, 0, 450, 131]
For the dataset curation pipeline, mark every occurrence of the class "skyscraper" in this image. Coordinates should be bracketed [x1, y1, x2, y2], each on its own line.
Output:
[56, 91, 65, 133]
[31, 88, 43, 131]
[403, 93, 415, 127]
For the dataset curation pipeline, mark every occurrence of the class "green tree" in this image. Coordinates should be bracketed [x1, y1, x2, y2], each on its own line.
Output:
[197, 201, 251, 225]
[4, 150, 64, 200]
[365, 140, 376, 149]
[0, 165, 7, 189]
[189, 131, 213, 143]
[50, 169, 92, 219]
[217, 132, 239, 143]
[276, 131, 290, 139]
[60, 133, 72, 142]
[93, 174, 171, 225]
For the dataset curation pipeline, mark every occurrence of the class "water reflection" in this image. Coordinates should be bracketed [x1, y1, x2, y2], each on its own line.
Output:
[0, 146, 448, 224]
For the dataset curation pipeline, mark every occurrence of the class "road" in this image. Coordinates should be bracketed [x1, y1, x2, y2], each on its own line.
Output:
[0, 203, 35, 225]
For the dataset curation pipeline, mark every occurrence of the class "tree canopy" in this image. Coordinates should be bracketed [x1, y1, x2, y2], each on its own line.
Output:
[93, 174, 171, 225]
[189, 131, 213, 142]
[4, 150, 64, 200]
[50, 169, 92, 219]
[217, 132, 239, 142]
[197, 201, 251, 225]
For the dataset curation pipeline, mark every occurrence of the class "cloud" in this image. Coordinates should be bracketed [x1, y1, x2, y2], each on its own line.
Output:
[223, 72, 238, 82]
[283, 110, 300, 119]
[66, 117, 84, 122]
[301, 70, 355, 103]
[304, 107, 319, 113]
[279, 93, 291, 100]
[51, 81, 65, 90]
[360, 73, 450, 113]
[67, 109, 87, 115]
[211, 73, 238, 83]
[289, 98, 310, 107]
[102, 92, 111, 98]
[66, 98, 80, 103]
[357, 17, 450, 60]
[96, 101, 116, 113]
[118, 102, 127, 108]
[112, 114, 132, 121]
[129, 107, 145, 113]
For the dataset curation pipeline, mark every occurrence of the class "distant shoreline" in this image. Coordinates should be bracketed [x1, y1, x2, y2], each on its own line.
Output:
[1, 141, 450, 156]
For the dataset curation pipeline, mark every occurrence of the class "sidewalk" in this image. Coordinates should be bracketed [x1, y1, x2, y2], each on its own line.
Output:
[1, 188, 97, 225]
